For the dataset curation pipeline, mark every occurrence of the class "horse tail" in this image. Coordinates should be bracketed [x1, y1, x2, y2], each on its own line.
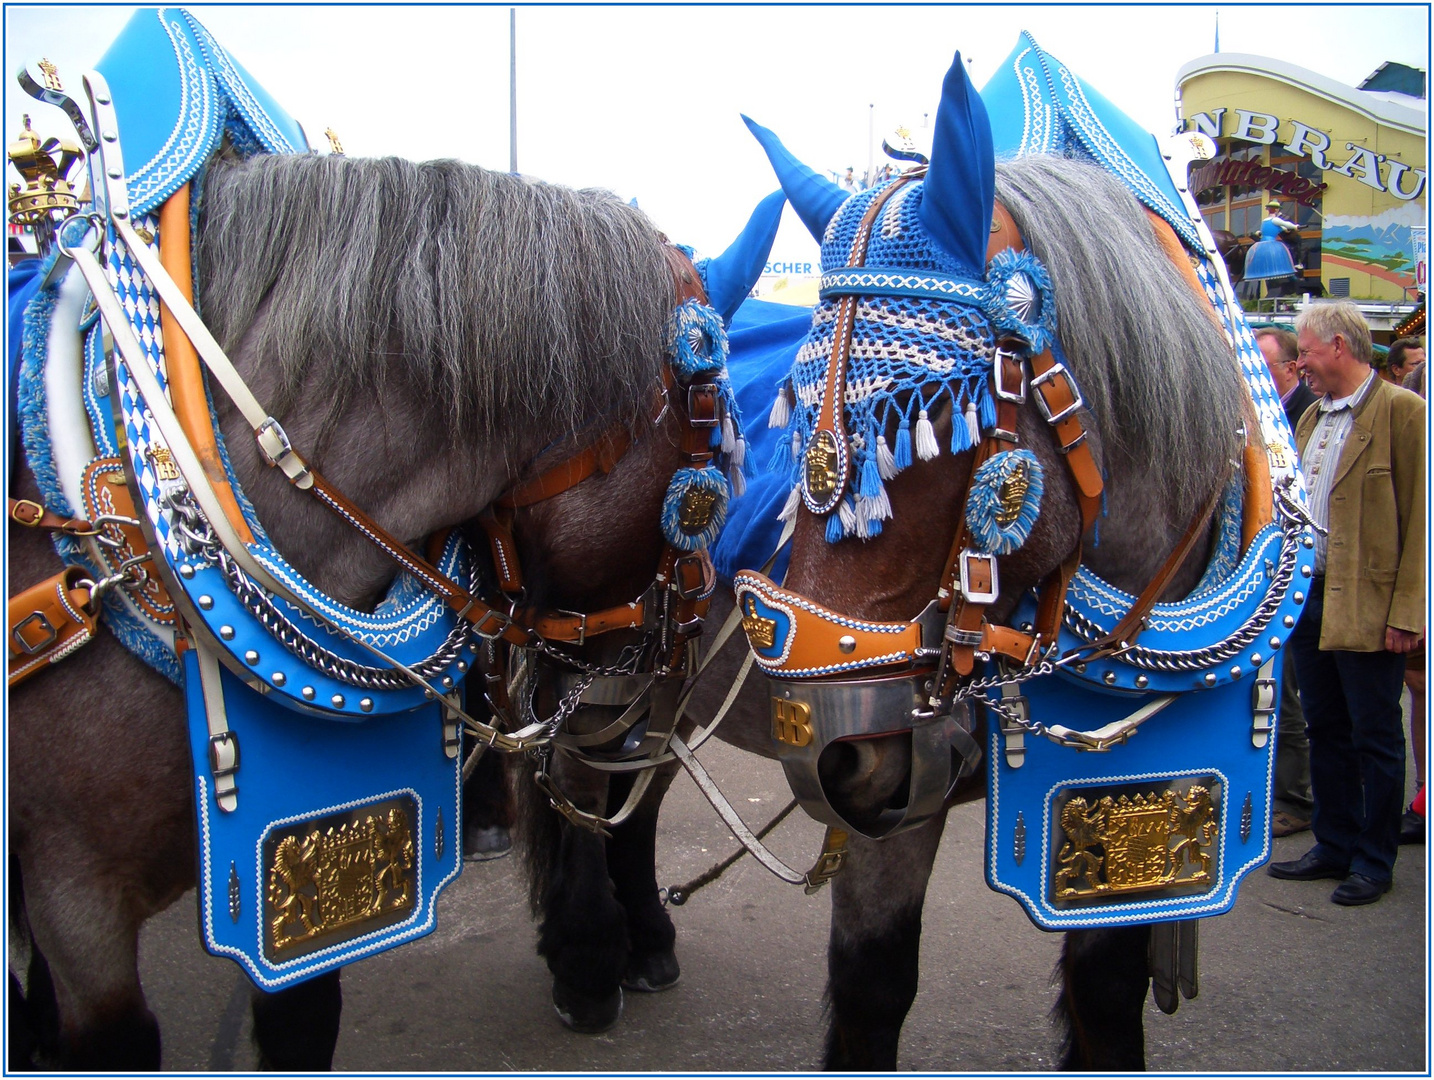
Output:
[8, 853, 60, 1069]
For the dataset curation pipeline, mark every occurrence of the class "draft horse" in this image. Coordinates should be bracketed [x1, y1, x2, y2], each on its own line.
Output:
[7, 116, 736, 1072]
[511, 44, 1278, 1072]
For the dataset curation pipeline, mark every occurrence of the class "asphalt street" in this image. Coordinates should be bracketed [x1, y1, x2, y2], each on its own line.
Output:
[132, 722, 1428, 1073]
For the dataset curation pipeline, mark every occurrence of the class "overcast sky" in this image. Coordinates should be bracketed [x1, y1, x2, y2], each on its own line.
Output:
[5, 4, 1428, 265]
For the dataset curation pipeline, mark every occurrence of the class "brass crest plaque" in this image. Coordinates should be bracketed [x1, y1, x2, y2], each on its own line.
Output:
[677, 486, 719, 535]
[741, 595, 777, 650]
[771, 697, 814, 747]
[1050, 780, 1219, 906]
[804, 430, 841, 502]
[264, 795, 418, 961]
[996, 460, 1030, 526]
[147, 446, 181, 482]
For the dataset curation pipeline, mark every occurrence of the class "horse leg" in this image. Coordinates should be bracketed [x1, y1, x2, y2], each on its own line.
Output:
[606, 765, 681, 993]
[19, 861, 161, 1069]
[823, 812, 948, 1070]
[250, 971, 343, 1070]
[521, 756, 629, 1033]
[1054, 926, 1151, 1070]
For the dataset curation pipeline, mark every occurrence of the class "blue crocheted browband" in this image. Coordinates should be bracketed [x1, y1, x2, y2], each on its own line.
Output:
[768, 178, 1058, 543]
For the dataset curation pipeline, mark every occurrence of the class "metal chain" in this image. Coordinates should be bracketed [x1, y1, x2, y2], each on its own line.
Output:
[1059, 518, 1304, 673]
[164, 488, 476, 690]
[951, 646, 1060, 701]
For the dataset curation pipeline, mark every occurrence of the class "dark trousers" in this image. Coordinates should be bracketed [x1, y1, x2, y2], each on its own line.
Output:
[1291, 581, 1407, 881]
[1274, 660, 1313, 816]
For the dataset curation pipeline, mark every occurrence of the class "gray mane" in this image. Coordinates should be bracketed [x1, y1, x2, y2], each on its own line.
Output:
[994, 156, 1244, 506]
[195, 153, 674, 445]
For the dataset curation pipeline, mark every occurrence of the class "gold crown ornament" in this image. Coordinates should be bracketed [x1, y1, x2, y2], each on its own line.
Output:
[8, 112, 83, 227]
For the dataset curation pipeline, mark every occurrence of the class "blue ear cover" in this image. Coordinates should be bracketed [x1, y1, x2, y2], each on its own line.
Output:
[917, 52, 997, 276]
[704, 189, 786, 326]
[742, 114, 849, 245]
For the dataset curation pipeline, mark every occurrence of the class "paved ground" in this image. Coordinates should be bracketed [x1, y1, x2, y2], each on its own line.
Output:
[134, 725, 1428, 1073]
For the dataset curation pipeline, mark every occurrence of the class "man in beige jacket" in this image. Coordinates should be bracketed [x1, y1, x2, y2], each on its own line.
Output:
[1267, 301, 1425, 906]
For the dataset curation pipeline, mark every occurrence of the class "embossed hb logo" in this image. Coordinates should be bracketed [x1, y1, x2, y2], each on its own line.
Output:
[771, 697, 813, 748]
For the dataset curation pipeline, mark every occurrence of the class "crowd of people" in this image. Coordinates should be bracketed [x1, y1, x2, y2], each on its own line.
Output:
[1259, 307, 1426, 907]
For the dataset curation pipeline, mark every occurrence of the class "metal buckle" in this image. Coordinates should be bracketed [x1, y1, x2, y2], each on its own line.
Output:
[472, 606, 514, 641]
[208, 731, 240, 778]
[686, 383, 721, 428]
[957, 549, 1000, 605]
[554, 609, 588, 646]
[255, 416, 311, 483]
[12, 611, 58, 655]
[992, 347, 1027, 404]
[943, 624, 984, 647]
[1031, 362, 1085, 425]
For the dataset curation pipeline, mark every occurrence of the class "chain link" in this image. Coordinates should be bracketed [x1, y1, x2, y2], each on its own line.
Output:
[1059, 517, 1304, 672]
[163, 488, 475, 690]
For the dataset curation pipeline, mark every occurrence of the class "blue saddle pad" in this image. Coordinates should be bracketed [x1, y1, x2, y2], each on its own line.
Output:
[711, 299, 813, 584]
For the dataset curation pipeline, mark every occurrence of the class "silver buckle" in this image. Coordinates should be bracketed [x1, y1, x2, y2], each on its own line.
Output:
[12, 611, 58, 655]
[992, 348, 1027, 404]
[1031, 362, 1085, 425]
[958, 549, 1000, 605]
[555, 609, 589, 646]
[686, 383, 721, 428]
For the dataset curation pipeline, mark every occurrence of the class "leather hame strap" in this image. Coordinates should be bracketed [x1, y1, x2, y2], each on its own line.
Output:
[9, 497, 95, 536]
[8, 566, 99, 687]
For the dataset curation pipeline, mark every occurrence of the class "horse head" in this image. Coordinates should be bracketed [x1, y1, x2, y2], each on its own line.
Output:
[468, 191, 784, 801]
[737, 51, 1248, 838]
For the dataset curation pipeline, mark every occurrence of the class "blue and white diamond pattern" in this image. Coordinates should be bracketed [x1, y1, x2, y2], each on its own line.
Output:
[107, 215, 185, 561]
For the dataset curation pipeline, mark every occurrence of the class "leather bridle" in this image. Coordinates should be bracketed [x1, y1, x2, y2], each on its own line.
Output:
[733, 176, 1109, 836]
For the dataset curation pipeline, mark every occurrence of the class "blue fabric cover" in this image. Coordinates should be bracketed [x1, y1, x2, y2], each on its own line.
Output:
[95, 8, 308, 218]
[918, 52, 996, 277]
[980, 31, 1201, 252]
[742, 115, 850, 245]
[700, 189, 786, 326]
[710, 299, 814, 584]
[1244, 238, 1297, 281]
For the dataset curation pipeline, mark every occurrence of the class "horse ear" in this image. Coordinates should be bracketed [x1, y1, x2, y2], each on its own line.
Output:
[917, 52, 996, 275]
[742, 115, 849, 246]
[704, 189, 786, 326]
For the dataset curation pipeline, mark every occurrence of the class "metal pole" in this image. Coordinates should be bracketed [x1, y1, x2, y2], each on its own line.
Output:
[509, 8, 518, 174]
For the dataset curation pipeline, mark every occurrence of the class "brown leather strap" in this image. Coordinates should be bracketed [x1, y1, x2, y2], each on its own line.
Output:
[499, 427, 635, 510]
[9, 497, 95, 535]
[810, 177, 919, 510]
[1085, 481, 1226, 658]
[8, 566, 99, 686]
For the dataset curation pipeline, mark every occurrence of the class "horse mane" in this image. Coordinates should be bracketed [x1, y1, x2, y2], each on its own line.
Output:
[994, 156, 1244, 507]
[194, 153, 675, 446]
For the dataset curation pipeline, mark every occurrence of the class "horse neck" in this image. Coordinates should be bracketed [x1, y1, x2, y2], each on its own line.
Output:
[215, 362, 540, 612]
[512, 409, 681, 615]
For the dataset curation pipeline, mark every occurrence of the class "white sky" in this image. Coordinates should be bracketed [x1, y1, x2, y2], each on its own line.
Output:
[4, 4, 1428, 267]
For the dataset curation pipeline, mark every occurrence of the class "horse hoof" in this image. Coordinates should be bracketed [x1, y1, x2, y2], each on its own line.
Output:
[552, 981, 623, 1034]
[463, 825, 512, 862]
[621, 948, 680, 992]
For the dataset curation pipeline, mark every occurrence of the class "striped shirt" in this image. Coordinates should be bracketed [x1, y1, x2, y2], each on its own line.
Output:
[1301, 370, 1377, 574]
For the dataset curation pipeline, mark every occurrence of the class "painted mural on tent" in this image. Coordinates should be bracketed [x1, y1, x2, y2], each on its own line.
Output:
[1321, 202, 1424, 291]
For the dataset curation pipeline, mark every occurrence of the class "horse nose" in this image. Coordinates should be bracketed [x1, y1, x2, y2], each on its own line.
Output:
[816, 732, 914, 834]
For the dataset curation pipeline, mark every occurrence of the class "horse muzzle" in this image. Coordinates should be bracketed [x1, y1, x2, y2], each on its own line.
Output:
[735, 571, 982, 839]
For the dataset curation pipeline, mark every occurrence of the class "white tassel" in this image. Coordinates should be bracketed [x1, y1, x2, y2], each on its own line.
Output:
[875, 434, 897, 480]
[768, 391, 791, 429]
[838, 498, 857, 533]
[729, 467, 747, 497]
[778, 485, 802, 521]
[915, 409, 939, 461]
[731, 436, 746, 471]
[964, 401, 980, 446]
[722, 416, 738, 454]
[791, 431, 802, 462]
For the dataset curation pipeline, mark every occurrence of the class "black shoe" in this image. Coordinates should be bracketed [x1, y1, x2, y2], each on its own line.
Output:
[1399, 808, 1425, 845]
[1268, 849, 1349, 881]
[1331, 873, 1392, 906]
